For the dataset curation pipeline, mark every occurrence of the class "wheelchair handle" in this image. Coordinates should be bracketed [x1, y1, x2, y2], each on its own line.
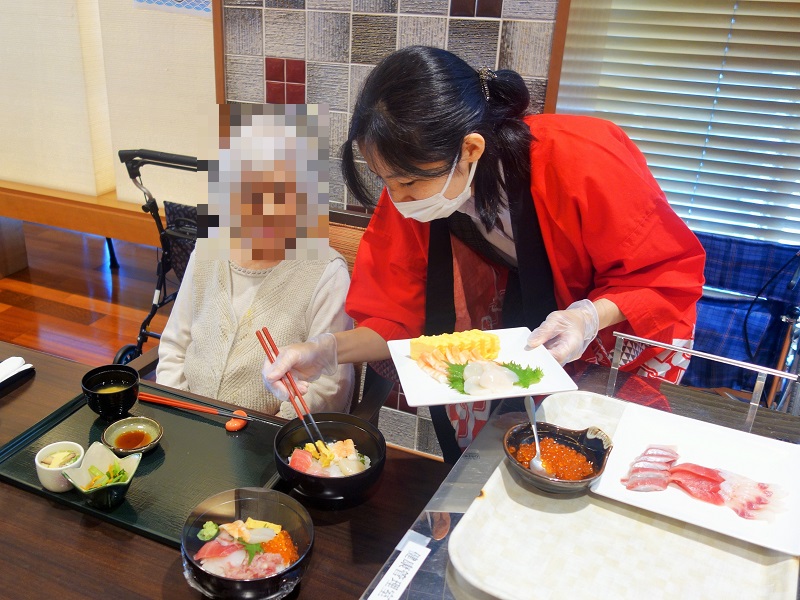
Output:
[118, 149, 209, 181]
[119, 149, 197, 168]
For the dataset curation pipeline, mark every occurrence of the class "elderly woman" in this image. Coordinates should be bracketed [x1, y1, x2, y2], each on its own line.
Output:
[157, 104, 354, 419]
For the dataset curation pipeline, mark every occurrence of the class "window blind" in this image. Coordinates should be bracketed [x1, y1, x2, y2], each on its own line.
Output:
[556, 0, 800, 245]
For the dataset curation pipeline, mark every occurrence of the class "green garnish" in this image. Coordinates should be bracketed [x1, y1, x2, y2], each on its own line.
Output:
[83, 461, 129, 490]
[447, 363, 467, 394]
[447, 361, 544, 395]
[503, 361, 545, 387]
[240, 540, 263, 564]
[197, 521, 219, 541]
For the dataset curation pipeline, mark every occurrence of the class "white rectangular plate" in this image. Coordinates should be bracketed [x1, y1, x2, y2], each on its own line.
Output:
[592, 402, 800, 556]
[449, 461, 799, 600]
[387, 327, 577, 408]
[447, 391, 799, 600]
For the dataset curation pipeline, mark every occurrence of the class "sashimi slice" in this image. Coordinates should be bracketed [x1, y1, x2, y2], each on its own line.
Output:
[629, 460, 672, 472]
[194, 539, 243, 560]
[288, 448, 327, 476]
[198, 549, 248, 577]
[670, 462, 725, 483]
[622, 471, 670, 492]
[719, 471, 775, 519]
[288, 448, 314, 473]
[668, 470, 724, 505]
[638, 445, 679, 460]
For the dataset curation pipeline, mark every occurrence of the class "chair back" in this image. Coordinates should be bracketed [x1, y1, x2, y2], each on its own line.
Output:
[683, 232, 800, 390]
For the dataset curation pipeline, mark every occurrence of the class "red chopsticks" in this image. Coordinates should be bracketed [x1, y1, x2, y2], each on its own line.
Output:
[138, 391, 251, 420]
[256, 326, 324, 443]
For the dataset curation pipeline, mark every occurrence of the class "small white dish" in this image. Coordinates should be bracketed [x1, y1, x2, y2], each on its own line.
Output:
[34, 441, 85, 492]
[62, 441, 141, 510]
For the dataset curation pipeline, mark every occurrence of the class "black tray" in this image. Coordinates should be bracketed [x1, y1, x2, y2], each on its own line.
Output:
[0, 383, 284, 548]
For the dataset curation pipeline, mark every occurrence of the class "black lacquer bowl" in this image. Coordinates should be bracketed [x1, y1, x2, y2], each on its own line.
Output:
[81, 364, 139, 421]
[181, 488, 314, 600]
[503, 422, 613, 494]
[274, 413, 386, 503]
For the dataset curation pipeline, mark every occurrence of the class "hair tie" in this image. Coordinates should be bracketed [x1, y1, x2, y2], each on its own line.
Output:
[478, 67, 497, 101]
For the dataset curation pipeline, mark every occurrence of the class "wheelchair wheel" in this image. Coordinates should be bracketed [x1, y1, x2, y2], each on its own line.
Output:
[114, 344, 141, 365]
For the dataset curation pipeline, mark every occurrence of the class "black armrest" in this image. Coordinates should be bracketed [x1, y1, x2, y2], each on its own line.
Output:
[128, 346, 160, 378]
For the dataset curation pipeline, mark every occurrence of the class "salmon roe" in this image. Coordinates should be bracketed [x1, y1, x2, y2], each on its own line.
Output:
[510, 437, 594, 481]
[261, 530, 299, 564]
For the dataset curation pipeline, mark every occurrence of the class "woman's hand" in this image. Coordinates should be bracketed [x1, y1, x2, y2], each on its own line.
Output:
[526, 299, 600, 365]
[261, 333, 338, 400]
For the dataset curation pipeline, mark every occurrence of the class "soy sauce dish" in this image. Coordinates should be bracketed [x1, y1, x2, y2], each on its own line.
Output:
[101, 416, 163, 456]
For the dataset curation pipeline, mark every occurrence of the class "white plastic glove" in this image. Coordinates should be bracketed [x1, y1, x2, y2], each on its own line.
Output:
[261, 333, 338, 401]
[526, 299, 600, 365]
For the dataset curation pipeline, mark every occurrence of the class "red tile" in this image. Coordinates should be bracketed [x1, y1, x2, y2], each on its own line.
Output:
[266, 81, 285, 104]
[286, 59, 305, 84]
[450, 0, 475, 17]
[265, 57, 285, 82]
[476, 0, 502, 18]
[285, 83, 305, 104]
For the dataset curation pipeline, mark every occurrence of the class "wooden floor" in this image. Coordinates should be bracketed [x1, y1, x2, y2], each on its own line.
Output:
[0, 223, 175, 366]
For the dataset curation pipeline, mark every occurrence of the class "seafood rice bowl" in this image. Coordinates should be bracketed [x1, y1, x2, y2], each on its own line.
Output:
[287, 438, 371, 478]
[274, 413, 386, 502]
[181, 488, 313, 599]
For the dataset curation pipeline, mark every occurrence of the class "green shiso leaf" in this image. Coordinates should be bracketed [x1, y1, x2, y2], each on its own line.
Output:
[241, 540, 263, 564]
[503, 361, 545, 387]
[447, 363, 467, 395]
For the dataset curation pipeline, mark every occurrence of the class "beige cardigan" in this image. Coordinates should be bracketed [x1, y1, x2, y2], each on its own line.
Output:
[156, 249, 354, 417]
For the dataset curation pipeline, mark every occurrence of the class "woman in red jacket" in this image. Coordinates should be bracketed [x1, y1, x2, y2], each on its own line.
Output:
[263, 46, 705, 462]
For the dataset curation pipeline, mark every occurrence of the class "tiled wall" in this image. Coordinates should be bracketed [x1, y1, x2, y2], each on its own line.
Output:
[222, 0, 560, 214]
[221, 0, 561, 456]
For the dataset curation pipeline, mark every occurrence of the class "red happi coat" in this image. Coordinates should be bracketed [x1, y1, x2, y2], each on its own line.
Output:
[346, 114, 705, 444]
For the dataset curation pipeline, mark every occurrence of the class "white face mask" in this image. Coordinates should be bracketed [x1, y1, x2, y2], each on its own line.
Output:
[390, 157, 478, 222]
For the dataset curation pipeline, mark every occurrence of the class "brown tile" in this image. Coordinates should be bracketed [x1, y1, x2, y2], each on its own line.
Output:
[449, 0, 474, 16]
[351, 14, 398, 65]
[286, 59, 305, 83]
[476, 0, 501, 17]
[286, 83, 306, 103]
[447, 19, 500, 69]
[265, 57, 285, 82]
[266, 81, 286, 103]
[499, 20, 553, 77]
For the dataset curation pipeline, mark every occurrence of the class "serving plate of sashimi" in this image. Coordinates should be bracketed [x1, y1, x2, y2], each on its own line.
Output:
[592, 402, 800, 555]
[387, 327, 577, 408]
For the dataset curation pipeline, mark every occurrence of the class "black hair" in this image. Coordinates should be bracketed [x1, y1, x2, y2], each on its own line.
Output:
[341, 45, 533, 230]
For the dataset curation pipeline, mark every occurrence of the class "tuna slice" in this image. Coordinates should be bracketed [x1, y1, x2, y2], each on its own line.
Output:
[669, 468, 725, 505]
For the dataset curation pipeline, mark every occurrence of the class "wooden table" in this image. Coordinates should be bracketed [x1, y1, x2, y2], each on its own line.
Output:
[0, 342, 451, 599]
